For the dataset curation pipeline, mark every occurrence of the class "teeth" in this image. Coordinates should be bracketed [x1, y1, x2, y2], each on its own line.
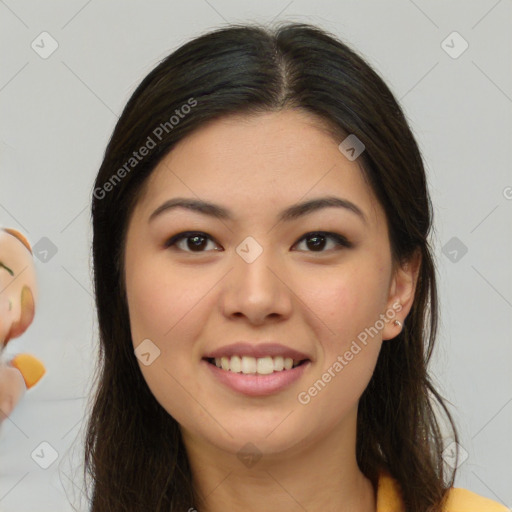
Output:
[241, 356, 256, 374]
[211, 355, 303, 374]
[273, 356, 284, 371]
[230, 355, 241, 373]
[257, 356, 274, 375]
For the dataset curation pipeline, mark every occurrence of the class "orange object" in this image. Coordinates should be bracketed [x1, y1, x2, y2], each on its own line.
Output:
[10, 353, 46, 389]
[376, 471, 509, 511]
[1, 227, 45, 423]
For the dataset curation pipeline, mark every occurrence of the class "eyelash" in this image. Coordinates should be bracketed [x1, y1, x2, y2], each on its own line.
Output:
[164, 231, 352, 254]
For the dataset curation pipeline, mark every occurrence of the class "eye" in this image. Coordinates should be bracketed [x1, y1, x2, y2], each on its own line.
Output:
[164, 231, 222, 253]
[165, 230, 352, 254]
[293, 231, 352, 252]
[0, 261, 14, 276]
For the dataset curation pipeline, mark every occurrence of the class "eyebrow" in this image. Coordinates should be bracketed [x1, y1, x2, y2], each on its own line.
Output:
[148, 196, 367, 225]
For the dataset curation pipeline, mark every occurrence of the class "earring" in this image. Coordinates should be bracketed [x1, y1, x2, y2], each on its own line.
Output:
[393, 319, 402, 328]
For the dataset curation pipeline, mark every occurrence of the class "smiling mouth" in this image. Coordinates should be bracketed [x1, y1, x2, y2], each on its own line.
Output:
[204, 355, 309, 375]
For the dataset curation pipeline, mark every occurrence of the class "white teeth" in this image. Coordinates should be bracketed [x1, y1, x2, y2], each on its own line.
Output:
[273, 356, 284, 371]
[230, 355, 242, 373]
[241, 356, 256, 374]
[257, 356, 274, 375]
[211, 355, 302, 374]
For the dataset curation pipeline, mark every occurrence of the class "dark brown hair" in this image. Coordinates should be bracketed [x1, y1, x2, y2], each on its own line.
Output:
[86, 21, 460, 511]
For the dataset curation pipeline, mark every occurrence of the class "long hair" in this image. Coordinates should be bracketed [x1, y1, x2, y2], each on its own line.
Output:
[86, 21, 460, 511]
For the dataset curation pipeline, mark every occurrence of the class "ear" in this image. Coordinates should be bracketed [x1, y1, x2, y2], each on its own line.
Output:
[382, 248, 422, 341]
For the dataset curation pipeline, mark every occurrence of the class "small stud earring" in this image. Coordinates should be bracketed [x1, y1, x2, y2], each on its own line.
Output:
[393, 319, 402, 328]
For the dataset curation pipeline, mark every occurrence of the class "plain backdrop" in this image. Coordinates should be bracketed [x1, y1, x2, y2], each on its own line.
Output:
[0, 1, 511, 510]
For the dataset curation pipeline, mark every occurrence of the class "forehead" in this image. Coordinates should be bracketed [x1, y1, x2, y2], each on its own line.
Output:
[0, 231, 29, 253]
[133, 109, 384, 227]
[0, 231, 34, 273]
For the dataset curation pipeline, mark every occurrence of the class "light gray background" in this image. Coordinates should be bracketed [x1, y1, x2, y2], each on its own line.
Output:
[0, 1, 511, 510]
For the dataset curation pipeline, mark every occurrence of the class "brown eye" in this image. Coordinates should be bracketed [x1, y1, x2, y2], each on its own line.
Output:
[294, 232, 352, 252]
[165, 232, 221, 253]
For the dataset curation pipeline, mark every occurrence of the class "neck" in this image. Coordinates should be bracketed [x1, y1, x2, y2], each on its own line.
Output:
[182, 407, 376, 512]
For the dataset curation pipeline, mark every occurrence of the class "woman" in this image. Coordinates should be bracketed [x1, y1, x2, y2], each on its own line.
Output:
[85, 21, 507, 511]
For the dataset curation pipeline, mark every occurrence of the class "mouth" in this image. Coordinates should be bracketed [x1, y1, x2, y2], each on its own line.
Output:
[203, 355, 310, 375]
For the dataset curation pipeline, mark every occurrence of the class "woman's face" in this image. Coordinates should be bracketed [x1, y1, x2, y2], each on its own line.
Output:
[124, 109, 416, 459]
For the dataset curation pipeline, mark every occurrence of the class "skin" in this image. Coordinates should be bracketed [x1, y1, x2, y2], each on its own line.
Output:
[0, 365, 26, 421]
[124, 109, 421, 512]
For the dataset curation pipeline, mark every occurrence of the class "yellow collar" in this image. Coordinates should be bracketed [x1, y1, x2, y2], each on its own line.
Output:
[376, 472, 508, 512]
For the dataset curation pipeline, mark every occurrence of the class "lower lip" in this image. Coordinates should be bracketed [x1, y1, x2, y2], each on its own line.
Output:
[202, 359, 311, 397]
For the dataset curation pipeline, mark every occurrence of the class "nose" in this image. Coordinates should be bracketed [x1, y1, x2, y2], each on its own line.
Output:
[220, 244, 293, 325]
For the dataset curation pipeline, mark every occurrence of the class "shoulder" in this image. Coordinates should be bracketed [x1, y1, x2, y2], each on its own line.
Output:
[376, 472, 509, 512]
[443, 486, 509, 512]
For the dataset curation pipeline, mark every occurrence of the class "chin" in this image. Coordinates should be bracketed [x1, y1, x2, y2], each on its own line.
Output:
[182, 412, 312, 460]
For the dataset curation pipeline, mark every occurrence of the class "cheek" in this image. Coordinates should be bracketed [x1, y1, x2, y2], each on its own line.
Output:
[125, 253, 220, 418]
[125, 253, 203, 345]
[299, 263, 390, 346]
[295, 272, 387, 421]
[294, 259, 391, 419]
[300, 341, 381, 435]
[125, 258, 203, 421]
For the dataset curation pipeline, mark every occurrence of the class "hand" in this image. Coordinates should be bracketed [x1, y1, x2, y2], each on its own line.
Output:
[0, 362, 26, 424]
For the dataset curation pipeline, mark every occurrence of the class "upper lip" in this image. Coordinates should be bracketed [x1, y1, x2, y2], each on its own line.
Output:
[203, 342, 312, 361]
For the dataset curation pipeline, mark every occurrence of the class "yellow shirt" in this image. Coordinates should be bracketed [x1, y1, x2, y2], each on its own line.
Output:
[377, 472, 509, 511]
